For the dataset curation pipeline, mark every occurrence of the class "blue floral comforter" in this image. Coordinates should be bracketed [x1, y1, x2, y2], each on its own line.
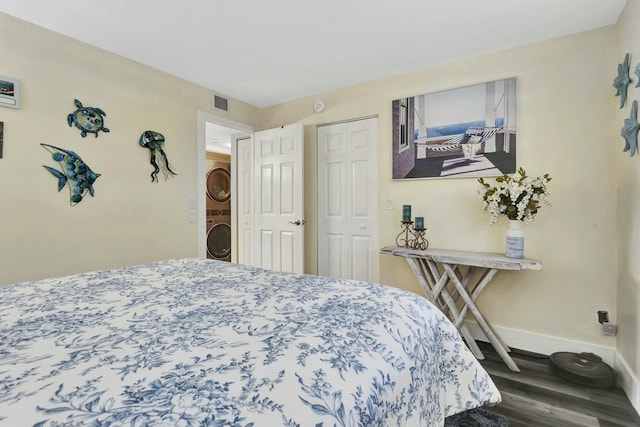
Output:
[0, 259, 500, 426]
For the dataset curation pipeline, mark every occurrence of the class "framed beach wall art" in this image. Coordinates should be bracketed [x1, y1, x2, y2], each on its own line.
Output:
[392, 77, 517, 180]
[0, 76, 20, 109]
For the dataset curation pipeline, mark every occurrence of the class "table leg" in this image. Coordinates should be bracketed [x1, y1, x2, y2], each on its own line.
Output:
[453, 268, 498, 327]
[424, 260, 455, 315]
[466, 268, 511, 352]
[452, 267, 513, 351]
[411, 257, 452, 316]
[405, 257, 484, 360]
[441, 263, 520, 372]
[447, 265, 475, 303]
[403, 257, 437, 304]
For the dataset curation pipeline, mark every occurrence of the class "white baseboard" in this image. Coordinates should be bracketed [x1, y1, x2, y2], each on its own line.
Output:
[464, 321, 639, 413]
[614, 350, 640, 413]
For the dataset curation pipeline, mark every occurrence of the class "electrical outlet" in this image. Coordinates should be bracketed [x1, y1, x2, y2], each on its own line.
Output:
[602, 323, 617, 336]
[597, 310, 609, 324]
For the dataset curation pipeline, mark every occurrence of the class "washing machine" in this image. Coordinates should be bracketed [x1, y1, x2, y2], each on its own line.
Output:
[206, 162, 231, 261]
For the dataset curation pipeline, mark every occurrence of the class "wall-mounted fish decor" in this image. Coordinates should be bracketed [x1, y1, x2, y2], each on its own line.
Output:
[621, 100, 640, 157]
[41, 143, 100, 205]
[613, 53, 632, 109]
[139, 130, 177, 182]
[67, 99, 110, 138]
[634, 61, 640, 88]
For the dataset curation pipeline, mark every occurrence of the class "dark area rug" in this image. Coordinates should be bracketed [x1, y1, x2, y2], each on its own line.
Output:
[444, 407, 509, 426]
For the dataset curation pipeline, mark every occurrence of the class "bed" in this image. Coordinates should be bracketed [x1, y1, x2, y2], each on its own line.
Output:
[0, 258, 500, 426]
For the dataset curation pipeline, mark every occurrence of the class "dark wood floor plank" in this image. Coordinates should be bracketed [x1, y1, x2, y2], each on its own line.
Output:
[588, 386, 640, 414]
[474, 341, 640, 427]
[497, 390, 599, 427]
[482, 359, 591, 400]
[490, 375, 640, 427]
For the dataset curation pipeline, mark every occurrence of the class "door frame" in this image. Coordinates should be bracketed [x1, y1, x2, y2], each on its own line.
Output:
[197, 111, 255, 260]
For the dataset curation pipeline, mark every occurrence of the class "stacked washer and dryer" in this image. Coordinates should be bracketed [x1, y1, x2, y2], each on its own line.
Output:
[206, 162, 231, 262]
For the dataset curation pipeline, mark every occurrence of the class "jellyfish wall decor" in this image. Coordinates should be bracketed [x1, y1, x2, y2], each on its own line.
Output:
[139, 130, 177, 182]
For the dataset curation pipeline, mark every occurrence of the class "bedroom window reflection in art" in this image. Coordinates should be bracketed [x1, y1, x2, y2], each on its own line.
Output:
[0, 76, 20, 109]
[398, 97, 410, 152]
[392, 77, 517, 180]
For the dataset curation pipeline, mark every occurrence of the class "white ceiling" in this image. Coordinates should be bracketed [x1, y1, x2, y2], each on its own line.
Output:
[0, 0, 628, 108]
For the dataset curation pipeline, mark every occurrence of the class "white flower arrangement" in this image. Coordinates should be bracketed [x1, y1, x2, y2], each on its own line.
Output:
[477, 167, 552, 226]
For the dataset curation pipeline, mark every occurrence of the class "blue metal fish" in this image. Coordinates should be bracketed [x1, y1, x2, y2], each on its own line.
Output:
[621, 100, 640, 157]
[613, 52, 632, 109]
[41, 143, 101, 205]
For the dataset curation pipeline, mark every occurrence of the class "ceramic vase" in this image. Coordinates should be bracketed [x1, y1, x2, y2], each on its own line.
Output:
[505, 220, 524, 259]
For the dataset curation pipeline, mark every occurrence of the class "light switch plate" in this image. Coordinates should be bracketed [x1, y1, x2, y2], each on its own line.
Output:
[187, 194, 196, 209]
[187, 209, 196, 223]
[385, 198, 394, 210]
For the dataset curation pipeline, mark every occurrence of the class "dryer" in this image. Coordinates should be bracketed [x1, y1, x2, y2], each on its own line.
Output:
[206, 162, 231, 211]
[206, 214, 231, 261]
[206, 162, 231, 261]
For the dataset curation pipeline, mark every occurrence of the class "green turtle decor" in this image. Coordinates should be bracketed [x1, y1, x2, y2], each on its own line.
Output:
[67, 98, 110, 138]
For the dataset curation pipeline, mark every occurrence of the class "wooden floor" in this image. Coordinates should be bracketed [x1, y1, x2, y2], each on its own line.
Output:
[476, 342, 640, 427]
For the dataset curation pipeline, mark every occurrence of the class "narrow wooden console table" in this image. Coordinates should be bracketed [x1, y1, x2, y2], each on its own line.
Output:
[381, 246, 542, 372]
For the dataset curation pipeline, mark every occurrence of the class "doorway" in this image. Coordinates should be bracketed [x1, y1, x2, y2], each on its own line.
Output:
[197, 111, 254, 263]
[197, 113, 305, 273]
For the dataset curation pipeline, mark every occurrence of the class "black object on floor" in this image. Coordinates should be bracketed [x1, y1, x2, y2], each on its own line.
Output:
[444, 407, 509, 427]
[549, 351, 615, 389]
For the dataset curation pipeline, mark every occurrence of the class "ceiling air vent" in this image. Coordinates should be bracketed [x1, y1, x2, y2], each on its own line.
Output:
[213, 93, 229, 112]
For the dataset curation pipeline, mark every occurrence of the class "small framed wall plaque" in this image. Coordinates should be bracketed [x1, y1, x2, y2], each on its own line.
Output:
[0, 76, 20, 109]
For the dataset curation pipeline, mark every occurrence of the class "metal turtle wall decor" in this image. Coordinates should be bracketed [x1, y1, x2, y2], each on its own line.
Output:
[139, 130, 177, 182]
[67, 99, 110, 138]
[41, 143, 101, 205]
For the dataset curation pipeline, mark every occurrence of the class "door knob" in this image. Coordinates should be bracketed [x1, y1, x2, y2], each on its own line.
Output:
[289, 219, 307, 226]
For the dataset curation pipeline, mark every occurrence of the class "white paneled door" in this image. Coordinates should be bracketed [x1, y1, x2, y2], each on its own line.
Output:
[236, 136, 254, 266]
[253, 123, 305, 273]
[317, 117, 378, 282]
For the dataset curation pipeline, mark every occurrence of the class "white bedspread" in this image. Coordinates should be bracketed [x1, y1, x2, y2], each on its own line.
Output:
[0, 259, 500, 426]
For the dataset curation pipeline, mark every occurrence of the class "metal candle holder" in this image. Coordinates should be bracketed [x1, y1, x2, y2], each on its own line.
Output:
[395, 221, 429, 250]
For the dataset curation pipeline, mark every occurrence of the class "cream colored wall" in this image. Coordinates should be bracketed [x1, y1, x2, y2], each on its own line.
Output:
[0, 9, 626, 361]
[261, 27, 620, 347]
[616, 0, 640, 397]
[0, 13, 259, 285]
[205, 151, 231, 171]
